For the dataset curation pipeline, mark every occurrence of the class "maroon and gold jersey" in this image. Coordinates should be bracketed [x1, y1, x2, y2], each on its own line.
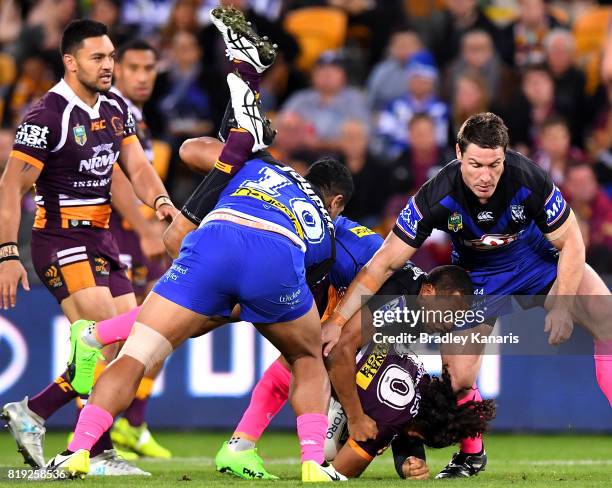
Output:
[351, 342, 427, 458]
[10, 79, 137, 230]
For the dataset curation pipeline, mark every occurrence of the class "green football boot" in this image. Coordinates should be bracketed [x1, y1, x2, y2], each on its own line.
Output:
[66, 320, 104, 395]
[111, 418, 172, 459]
[215, 441, 279, 480]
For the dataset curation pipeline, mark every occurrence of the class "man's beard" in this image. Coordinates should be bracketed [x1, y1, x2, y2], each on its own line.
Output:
[79, 75, 111, 94]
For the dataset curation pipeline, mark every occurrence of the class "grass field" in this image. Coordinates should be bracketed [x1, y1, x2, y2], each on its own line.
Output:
[0, 431, 610, 486]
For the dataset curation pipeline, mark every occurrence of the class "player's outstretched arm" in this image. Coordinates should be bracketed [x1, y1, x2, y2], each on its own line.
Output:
[111, 166, 166, 260]
[322, 232, 418, 355]
[544, 211, 585, 345]
[325, 307, 378, 442]
[0, 157, 39, 308]
[179, 137, 224, 174]
[119, 140, 177, 222]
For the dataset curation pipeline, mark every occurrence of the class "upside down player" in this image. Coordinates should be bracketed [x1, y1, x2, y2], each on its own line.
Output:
[322, 113, 612, 478]
[324, 266, 495, 478]
[0, 20, 176, 475]
[107, 39, 172, 460]
[45, 7, 348, 481]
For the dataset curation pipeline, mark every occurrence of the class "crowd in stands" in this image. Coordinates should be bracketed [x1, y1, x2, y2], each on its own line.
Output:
[1, 0, 612, 276]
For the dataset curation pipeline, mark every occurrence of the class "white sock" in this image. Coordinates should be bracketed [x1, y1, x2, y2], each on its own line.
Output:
[228, 436, 255, 452]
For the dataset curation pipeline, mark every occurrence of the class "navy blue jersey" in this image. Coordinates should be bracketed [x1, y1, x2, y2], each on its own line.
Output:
[394, 150, 570, 269]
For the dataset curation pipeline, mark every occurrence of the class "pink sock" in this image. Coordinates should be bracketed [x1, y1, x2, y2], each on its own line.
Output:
[235, 359, 291, 440]
[68, 404, 113, 452]
[594, 340, 612, 407]
[458, 384, 483, 454]
[95, 306, 140, 345]
[296, 413, 327, 464]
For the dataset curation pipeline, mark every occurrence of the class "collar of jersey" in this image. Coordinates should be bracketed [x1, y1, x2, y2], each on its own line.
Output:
[51, 79, 103, 119]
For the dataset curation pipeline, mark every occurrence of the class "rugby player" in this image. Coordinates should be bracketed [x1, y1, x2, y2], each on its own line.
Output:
[107, 39, 172, 460]
[45, 7, 348, 482]
[0, 20, 176, 475]
[321, 112, 612, 478]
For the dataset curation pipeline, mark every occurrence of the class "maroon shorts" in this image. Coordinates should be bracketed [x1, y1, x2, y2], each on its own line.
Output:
[31, 227, 133, 303]
[109, 213, 167, 296]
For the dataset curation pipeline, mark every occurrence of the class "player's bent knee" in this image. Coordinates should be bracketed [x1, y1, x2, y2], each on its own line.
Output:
[117, 321, 173, 374]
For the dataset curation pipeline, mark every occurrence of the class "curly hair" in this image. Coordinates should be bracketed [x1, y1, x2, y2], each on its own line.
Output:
[411, 368, 496, 449]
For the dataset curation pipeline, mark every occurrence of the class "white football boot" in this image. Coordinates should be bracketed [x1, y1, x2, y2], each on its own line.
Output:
[88, 449, 151, 476]
[228, 72, 270, 152]
[2, 397, 46, 468]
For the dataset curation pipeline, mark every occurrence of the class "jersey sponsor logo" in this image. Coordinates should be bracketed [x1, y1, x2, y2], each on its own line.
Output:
[462, 233, 519, 249]
[448, 212, 463, 232]
[511, 204, 526, 223]
[397, 197, 422, 239]
[477, 211, 494, 222]
[90, 119, 106, 131]
[356, 343, 389, 390]
[231, 187, 305, 239]
[544, 185, 567, 226]
[79, 143, 119, 176]
[349, 225, 376, 238]
[14, 122, 50, 149]
[279, 289, 302, 305]
[73, 124, 87, 146]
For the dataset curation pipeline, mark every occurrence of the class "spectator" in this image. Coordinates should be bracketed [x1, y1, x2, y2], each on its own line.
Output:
[0, 0, 22, 47]
[425, 0, 500, 70]
[157, 30, 213, 139]
[376, 51, 448, 161]
[446, 29, 514, 108]
[282, 50, 369, 154]
[505, 63, 558, 154]
[388, 113, 448, 197]
[6, 54, 54, 128]
[160, 0, 202, 53]
[533, 116, 585, 186]
[544, 28, 587, 147]
[564, 163, 612, 274]
[89, 0, 133, 47]
[336, 119, 387, 223]
[449, 72, 491, 143]
[500, 0, 565, 67]
[268, 111, 318, 169]
[12, 0, 77, 78]
[367, 27, 424, 111]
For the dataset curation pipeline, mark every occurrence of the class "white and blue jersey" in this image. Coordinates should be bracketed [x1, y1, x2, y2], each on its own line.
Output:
[154, 158, 334, 323]
[393, 150, 571, 321]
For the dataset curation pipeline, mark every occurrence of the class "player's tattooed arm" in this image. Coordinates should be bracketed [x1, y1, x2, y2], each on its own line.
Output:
[325, 308, 378, 442]
[0, 157, 39, 307]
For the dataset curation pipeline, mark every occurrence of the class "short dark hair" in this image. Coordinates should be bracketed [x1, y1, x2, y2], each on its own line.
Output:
[427, 265, 473, 296]
[408, 112, 435, 129]
[116, 39, 158, 63]
[412, 368, 496, 449]
[540, 114, 569, 132]
[456, 112, 509, 154]
[305, 157, 354, 203]
[521, 62, 551, 79]
[61, 20, 108, 55]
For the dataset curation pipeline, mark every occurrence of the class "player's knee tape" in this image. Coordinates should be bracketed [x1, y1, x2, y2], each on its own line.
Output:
[117, 322, 173, 374]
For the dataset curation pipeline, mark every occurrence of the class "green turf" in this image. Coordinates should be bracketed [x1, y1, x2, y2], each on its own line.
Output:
[0, 431, 610, 486]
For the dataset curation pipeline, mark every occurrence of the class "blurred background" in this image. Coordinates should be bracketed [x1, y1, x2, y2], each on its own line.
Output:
[0, 0, 611, 431]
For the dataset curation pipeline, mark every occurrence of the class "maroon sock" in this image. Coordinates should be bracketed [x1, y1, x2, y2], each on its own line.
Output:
[90, 429, 114, 458]
[28, 371, 78, 420]
[123, 398, 147, 427]
[218, 129, 255, 174]
[234, 60, 261, 95]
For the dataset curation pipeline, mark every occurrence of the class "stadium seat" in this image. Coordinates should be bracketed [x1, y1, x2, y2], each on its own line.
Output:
[284, 7, 348, 73]
[573, 6, 612, 94]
